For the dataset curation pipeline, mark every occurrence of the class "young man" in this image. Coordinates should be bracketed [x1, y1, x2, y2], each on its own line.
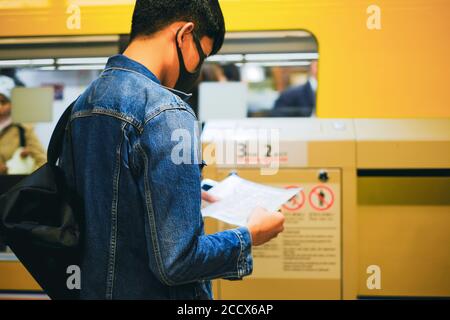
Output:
[60, 0, 284, 300]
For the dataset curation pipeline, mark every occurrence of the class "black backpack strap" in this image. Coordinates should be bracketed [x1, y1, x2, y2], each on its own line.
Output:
[17, 125, 26, 148]
[47, 100, 77, 166]
[10, 124, 26, 147]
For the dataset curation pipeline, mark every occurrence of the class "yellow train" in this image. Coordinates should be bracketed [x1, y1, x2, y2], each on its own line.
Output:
[1, 0, 449, 118]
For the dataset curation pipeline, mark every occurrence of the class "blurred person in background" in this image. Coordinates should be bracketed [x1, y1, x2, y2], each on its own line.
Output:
[222, 63, 241, 82]
[202, 63, 228, 82]
[0, 75, 46, 175]
[273, 60, 318, 117]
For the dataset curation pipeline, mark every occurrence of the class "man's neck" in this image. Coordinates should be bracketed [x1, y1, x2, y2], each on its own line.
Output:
[123, 36, 175, 87]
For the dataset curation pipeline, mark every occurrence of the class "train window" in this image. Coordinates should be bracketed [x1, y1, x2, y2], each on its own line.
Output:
[194, 31, 319, 120]
[0, 32, 318, 237]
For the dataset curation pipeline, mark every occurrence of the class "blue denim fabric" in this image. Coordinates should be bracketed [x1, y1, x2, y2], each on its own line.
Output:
[59, 54, 253, 300]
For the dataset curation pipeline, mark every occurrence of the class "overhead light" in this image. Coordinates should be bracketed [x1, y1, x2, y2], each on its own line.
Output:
[56, 57, 109, 65]
[225, 31, 312, 39]
[245, 53, 319, 61]
[30, 59, 55, 65]
[0, 59, 55, 67]
[38, 66, 56, 71]
[31, 59, 54, 65]
[241, 64, 265, 83]
[255, 61, 312, 67]
[237, 61, 312, 68]
[0, 60, 31, 66]
[207, 54, 245, 63]
[58, 65, 105, 71]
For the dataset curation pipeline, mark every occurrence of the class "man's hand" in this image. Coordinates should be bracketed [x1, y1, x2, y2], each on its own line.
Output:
[201, 191, 219, 203]
[247, 207, 285, 246]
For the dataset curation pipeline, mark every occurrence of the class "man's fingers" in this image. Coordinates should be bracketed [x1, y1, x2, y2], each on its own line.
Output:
[201, 191, 219, 203]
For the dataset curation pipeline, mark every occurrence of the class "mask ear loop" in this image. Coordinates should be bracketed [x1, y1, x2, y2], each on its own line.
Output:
[193, 32, 207, 62]
[175, 28, 208, 73]
[190, 31, 208, 73]
[175, 27, 188, 71]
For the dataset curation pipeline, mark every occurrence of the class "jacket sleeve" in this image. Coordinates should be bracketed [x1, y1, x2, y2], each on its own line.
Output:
[134, 108, 253, 286]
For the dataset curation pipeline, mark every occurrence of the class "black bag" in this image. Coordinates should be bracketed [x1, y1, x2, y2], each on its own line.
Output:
[0, 101, 83, 300]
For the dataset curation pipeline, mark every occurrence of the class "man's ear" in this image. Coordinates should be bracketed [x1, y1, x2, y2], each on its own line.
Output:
[177, 22, 195, 47]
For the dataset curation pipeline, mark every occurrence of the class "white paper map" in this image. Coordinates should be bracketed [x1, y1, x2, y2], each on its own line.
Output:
[201, 175, 301, 227]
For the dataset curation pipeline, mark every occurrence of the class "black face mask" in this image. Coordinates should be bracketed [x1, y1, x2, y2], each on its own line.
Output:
[174, 28, 207, 93]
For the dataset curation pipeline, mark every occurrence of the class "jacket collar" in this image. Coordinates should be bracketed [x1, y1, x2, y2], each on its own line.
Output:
[104, 54, 161, 85]
[103, 54, 192, 102]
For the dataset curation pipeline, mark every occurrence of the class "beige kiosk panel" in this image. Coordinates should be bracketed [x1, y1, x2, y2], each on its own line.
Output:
[355, 119, 450, 169]
[211, 169, 342, 300]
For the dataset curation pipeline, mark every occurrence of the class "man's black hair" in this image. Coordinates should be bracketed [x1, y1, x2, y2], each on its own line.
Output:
[130, 0, 226, 56]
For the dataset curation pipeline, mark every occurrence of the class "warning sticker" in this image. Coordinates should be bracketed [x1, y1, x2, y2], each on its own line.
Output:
[247, 179, 341, 280]
[282, 186, 305, 211]
[309, 185, 335, 211]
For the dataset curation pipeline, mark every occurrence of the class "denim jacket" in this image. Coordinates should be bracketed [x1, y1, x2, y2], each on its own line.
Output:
[59, 54, 253, 300]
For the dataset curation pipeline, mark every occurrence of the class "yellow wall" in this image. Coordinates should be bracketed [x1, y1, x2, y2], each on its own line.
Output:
[0, 0, 449, 118]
